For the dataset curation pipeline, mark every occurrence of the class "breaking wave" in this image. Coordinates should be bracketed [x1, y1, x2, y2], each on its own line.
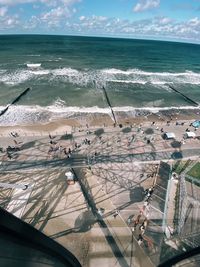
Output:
[0, 103, 199, 126]
[0, 67, 200, 86]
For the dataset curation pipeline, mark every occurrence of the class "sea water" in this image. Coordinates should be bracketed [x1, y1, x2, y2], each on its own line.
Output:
[0, 35, 200, 125]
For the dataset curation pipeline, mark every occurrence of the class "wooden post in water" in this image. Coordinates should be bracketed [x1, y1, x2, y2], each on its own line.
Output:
[168, 85, 199, 107]
[102, 86, 117, 125]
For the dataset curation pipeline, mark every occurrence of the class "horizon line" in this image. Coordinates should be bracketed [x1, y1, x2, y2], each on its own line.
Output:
[0, 33, 199, 46]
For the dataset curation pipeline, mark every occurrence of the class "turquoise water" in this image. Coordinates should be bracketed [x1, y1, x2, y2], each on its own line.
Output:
[0, 35, 200, 125]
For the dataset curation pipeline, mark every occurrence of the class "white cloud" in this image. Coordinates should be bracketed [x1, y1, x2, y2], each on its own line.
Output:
[6, 17, 15, 25]
[0, 6, 7, 16]
[0, 0, 36, 4]
[65, 15, 200, 42]
[0, 0, 82, 31]
[40, 1, 80, 27]
[23, 15, 40, 29]
[133, 0, 160, 12]
[19, 0, 80, 29]
[188, 17, 200, 27]
[0, 15, 19, 29]
[0, 0, 80, 6]
[41, 6, 66, 21]
[158, 16, 172, 25]
[79, 15, 85, 21]
[96, 16, 107, 22]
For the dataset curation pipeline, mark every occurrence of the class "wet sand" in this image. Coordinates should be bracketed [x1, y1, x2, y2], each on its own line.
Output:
[0, 108, 200, 137]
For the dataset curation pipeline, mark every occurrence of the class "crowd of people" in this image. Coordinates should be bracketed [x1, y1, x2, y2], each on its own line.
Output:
[127, 186, 154, 247]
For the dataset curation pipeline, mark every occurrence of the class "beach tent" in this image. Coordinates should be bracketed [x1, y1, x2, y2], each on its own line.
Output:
[163, 132, 176, 140]
[192, 121, 200, 128]
[65, 171, 75, 185]
[184, 132, 196, 139]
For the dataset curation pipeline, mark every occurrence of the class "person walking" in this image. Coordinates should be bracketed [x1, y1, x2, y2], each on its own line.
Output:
[113, 210, 119, 218]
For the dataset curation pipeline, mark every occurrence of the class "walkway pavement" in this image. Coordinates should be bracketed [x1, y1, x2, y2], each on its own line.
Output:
[74, 167, 154, 267]
[1, 121, 200, 266]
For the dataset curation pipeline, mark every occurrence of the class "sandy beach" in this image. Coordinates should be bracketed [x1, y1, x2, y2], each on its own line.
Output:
[0, 107, 200, 138]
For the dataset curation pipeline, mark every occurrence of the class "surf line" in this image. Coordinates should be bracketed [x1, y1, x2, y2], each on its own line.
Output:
[0, 88, 31, 116]
[168, 85, 199, 107]
[102, 86, 117, 125]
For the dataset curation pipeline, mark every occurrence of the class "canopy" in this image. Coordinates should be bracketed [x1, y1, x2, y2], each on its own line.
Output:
[65, 171, 74, 180]
[165, 132, 176, 139]
[192, 121, 200, 128]
[185, 132, 196, 138]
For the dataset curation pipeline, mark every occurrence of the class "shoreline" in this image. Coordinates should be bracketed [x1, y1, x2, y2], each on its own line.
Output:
[0, 108, 200, 137]
[0, 101, 200, 130]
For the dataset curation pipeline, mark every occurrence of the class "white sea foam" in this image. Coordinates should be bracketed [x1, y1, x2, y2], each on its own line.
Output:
[52, 67, 79, 76]
[49, 67, 200, 86]
[113, 105, 200, 112]
[102, 68, 200, 77]
[101, 68, 200, 85]
[30, 70, 50, 75]
[109, 79, 147, 85]
[0, 66, 200, 86]
[26, 55, 41, 57]
[109, 79, 176, 85]
[0, 104, 199, 126]
[0, 70, 34, 85]
[46, 104, 111, 114]
[53, 98, 67, 107]
[47, 58, 62, 62]
[27, 63, 41, 68]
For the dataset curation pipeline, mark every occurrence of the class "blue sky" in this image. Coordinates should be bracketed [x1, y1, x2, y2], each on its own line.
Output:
[0, 0, 199, 43]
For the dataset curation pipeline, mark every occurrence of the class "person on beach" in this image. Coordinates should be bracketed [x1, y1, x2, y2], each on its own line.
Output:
[139, 225, 145, 235]
[63, 148, 68, 155]
[48, 146, 53, 154]
[11, 132, 18, 138]
[127, 218, 131, 225]
[131, 226, 136, 232]
[14, 139, 18, 146]
[127, 214, 135, 225]
[97, 208, 105, 216]
[137, 234, 143, 245]
[7, 150, 12, 159]
[113, 210, 119, 218]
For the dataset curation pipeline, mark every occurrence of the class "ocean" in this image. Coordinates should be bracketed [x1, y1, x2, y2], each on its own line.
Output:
[0, 34, 200, 125]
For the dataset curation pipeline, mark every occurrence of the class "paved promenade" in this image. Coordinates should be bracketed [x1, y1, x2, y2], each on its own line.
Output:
[0, 119, 200, 266]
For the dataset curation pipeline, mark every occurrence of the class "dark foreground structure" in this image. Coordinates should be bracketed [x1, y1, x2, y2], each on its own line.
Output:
[0, 207, 81, 267]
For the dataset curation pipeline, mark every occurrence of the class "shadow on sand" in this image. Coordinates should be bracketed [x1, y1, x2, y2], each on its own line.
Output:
[129, 186, 145, 203]
[171, 140, 182, 149]
[74, 210, 96, 232]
